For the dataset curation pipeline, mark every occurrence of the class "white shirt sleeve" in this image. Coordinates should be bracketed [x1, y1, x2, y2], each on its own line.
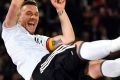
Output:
[101, 58, 120, 77]
[34, 35, 49, 49]
[2, 23, 19, 42]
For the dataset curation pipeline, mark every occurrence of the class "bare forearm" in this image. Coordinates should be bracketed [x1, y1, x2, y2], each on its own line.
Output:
[57, 9, 75, 44]
[5, 0, 24, 27]
[50, 0, 75, 45]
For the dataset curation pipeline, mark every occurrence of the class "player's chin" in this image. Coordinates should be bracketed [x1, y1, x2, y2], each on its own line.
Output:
[27, 27, 35, 34]
[29, 30, 35, 34]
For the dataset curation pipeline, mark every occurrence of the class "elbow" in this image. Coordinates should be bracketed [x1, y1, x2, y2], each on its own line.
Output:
[69, 33, 75, 43]
[70, 36, 75, 43]
[65, 36, 75, 44]
[62, 34, 75, 45]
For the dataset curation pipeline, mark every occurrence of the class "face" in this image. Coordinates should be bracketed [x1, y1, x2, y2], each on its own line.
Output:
[18, 5, 39, 34]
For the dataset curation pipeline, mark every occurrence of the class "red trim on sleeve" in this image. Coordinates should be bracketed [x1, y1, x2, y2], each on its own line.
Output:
[46, 38, 51, 51]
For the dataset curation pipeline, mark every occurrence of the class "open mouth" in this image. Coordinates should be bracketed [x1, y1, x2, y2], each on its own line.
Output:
[28, 22, 35, 27]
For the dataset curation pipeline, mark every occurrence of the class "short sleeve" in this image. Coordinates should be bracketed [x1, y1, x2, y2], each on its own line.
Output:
[1, 23, 19, 42]
[34, 35, 49, 49]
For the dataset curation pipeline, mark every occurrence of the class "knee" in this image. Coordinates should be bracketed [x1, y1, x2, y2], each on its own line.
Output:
[74, 41, 84, 54]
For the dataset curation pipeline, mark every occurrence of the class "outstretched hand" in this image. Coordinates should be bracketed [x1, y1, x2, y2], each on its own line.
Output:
[51, 0, 66, 11]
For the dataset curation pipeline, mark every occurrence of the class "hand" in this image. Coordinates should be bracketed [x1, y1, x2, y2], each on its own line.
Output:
[87, 60, 104, 79]
[51, 0, 66, 12]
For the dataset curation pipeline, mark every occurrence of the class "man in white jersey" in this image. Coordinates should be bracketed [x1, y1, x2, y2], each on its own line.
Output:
[1, 0, 120, 80]
[1, 0, 75, 80]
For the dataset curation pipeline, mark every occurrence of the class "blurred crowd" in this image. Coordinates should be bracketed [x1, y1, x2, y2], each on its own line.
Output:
[0, 0, 120, 80]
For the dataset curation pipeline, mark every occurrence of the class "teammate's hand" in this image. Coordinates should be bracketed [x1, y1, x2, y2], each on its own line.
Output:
[51, 0, 66, 12]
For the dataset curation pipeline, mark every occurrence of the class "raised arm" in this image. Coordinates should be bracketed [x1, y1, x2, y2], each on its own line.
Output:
[4, 0, 24, 27]
[47, 0, 75, 51]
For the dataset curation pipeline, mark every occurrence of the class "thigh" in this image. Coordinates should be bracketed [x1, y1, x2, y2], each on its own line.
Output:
[32, 47, 88, 80]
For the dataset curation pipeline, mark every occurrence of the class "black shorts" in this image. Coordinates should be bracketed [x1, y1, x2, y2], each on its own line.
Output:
[32, 45, 88, 80]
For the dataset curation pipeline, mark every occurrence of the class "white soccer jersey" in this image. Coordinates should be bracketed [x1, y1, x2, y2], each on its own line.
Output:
[2, 23, 49, 80]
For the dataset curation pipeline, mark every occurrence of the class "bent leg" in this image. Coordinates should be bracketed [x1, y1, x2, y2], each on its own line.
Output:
[75, 37, 120, 60]
[85, 59, 120, 79]
[101, 58, 120, 77]
[86, 60, 104, 79]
